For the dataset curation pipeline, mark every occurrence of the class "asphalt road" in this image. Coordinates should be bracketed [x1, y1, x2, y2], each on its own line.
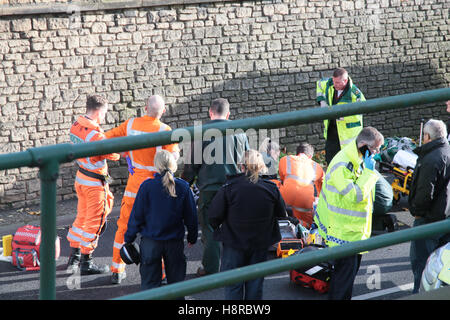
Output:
[0, 198, 421, 301]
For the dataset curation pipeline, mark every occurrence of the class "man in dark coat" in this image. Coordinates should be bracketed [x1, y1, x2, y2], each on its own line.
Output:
[408, 119, 450, 293]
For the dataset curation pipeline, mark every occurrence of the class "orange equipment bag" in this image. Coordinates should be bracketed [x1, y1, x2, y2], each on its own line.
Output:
[289, 245, 332, 294]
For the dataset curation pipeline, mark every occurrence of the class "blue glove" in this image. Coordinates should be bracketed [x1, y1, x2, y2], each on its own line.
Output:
[363, 150, 375, 171]
[126, 156, 135, 175]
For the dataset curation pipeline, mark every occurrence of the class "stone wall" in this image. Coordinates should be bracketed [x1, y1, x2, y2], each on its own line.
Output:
[0, 0, 449, 209]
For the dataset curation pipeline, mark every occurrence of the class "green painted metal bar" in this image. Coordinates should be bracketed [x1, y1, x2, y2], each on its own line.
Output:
[115, 219, 450, 300]
[48, 86, 450, 159]
[0, 88, 449, 170]
[38, 159, 59, 300]
[25, 146, 66, 299]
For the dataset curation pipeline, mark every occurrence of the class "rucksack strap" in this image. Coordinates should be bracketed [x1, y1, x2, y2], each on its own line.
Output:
[12, 249, 26, 271]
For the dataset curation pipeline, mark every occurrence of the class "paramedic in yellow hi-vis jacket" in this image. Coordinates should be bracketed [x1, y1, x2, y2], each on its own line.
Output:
[316, 68, 365, 165]
[313, 127, 384, 300]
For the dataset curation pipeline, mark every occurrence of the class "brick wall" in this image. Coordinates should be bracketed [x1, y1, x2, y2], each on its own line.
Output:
[0, 0, 449, 209]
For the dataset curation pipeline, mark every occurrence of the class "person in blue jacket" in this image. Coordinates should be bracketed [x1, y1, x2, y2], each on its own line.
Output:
[124, 150, 198, 292]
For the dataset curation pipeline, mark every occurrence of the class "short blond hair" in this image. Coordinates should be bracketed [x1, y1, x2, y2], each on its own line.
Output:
[241, 149, 267, 183]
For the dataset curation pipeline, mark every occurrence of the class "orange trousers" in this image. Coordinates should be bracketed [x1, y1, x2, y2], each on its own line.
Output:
[280, 184, 315, 229]
[67, 176, 114, 255]
[110, 175, 165, 278]
[111, 195, 166, 278]
[111, 196, 134, 273]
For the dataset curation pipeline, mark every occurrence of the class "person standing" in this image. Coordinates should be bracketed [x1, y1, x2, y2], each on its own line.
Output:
[259, 137, 281, 179]
[259, 137, 282, 188]
[105, 95, 179, 284]
[316, 68, 366, 164]
[208, 150, 287, 300]
[182, 98, 249, 277]
[279, 142, 324, 228]
[313, 127, 384, 300]
[408, 119, 450, 293]
[124, 150, 198, 293]
[67, 95, 120, 274]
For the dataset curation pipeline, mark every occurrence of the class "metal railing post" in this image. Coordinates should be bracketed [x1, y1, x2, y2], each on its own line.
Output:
[38, 159, 59, 300]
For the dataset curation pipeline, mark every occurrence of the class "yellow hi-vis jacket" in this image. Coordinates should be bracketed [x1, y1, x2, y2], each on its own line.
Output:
[313, 141, 378, 248]
[316, 77, 365, 148]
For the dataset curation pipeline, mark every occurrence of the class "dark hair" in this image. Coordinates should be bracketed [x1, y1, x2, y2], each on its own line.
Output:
[356, 126, 384, 147]
[210, 98, 230, 117]
[333, 68, 348, 78]
[296, 142, 314, 157]
[86, 95, 108, 112]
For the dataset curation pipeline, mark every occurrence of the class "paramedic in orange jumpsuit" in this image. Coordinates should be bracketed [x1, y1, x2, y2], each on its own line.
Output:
[105, 95, 179, 284]
[67, 95, 120, 275]
[279, 143, 324, 228]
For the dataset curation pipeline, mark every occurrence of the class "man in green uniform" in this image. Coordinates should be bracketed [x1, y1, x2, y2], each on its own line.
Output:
[182, 98, 249, 276]
[316, 68, 366, 164]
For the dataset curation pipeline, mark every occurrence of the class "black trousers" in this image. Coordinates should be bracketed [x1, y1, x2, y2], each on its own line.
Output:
[328, 254, 362, 300]
[325, 120, 341, 165]
[139, 237, 186, 295]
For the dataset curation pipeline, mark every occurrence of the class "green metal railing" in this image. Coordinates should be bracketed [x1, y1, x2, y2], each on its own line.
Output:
[0, 87, 449, 299]
[114, 218, 450, 300]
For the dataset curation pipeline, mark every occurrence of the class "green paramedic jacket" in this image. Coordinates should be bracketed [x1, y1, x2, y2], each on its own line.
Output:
[313, 141, 379, 248]
[316, 77, 365, 148]
[181, 119, 250, 192]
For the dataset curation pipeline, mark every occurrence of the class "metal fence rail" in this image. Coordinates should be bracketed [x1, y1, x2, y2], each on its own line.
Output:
[114, 219, 450, 300]
[0, 87, 449, 299]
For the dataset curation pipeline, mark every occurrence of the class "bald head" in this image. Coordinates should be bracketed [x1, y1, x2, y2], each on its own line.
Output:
[146, 95, 166, 118]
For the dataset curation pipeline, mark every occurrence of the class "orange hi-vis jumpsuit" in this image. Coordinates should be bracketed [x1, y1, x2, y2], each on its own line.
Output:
[105, 115, 179, 274]
[279, 154, 324, 228]
[67, 116, 120, 255]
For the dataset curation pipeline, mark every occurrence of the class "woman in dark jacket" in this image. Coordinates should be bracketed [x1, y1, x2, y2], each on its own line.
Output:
[208, 149, 287, 300]
[124, 150, 198, 293]
[408, 119, 450, 293]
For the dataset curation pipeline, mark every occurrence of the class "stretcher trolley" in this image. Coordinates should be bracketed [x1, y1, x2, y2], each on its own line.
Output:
[378, 149, 416, 205]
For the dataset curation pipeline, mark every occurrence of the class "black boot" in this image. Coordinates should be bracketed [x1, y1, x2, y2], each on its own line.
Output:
[111, 272, 127, 285]
[80, 254, 109, 275]
[67, 248, 81, 271]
